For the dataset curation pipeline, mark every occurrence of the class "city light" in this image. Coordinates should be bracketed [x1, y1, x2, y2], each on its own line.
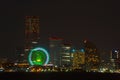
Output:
[28, 47, 49, 66]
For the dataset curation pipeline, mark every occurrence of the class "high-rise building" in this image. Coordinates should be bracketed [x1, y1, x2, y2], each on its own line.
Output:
[72, 49, 85, 69]
[49, 37, 63, 67]
[83, 40, 99, 71]
[60, 43, 72, 67]
[24, 16, 40, 61]
[110, 49, 120, 70]
[111, 49, 119, 59]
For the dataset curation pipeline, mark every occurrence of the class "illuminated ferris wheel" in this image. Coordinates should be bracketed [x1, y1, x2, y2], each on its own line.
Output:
[28, 47, 49, 66]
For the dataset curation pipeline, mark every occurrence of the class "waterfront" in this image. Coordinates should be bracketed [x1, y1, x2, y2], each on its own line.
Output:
[0, 72, 120, 80]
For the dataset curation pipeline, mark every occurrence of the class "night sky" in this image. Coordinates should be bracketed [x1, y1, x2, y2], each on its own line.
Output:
[0, 0, 120, 59]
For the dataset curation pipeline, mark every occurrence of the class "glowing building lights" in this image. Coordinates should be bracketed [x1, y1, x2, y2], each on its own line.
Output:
[28, 47, 49, 66]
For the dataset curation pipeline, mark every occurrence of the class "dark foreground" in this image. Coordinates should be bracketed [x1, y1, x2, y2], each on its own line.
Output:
[0, 72, 120, 80]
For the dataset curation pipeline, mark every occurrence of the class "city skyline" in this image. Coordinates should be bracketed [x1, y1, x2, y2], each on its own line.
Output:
[0, 0, 120, 59]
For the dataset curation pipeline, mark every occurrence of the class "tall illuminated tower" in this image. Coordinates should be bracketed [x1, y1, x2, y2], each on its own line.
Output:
[84, 40, 99, 72]
[73, 50, 85, 69]
[61, 43, 72, 67]
[24, 16, 40, 61]
[49, 37, 63, 66]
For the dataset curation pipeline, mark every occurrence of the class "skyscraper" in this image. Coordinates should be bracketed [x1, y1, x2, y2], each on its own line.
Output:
[60, 43, 72, 67]
[110, 49, 120, 70]
[49, 37, 63, 67]
[73, 50, 85, 69]
[83, 40, 99, 71]
[24, 16, 40, 61]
